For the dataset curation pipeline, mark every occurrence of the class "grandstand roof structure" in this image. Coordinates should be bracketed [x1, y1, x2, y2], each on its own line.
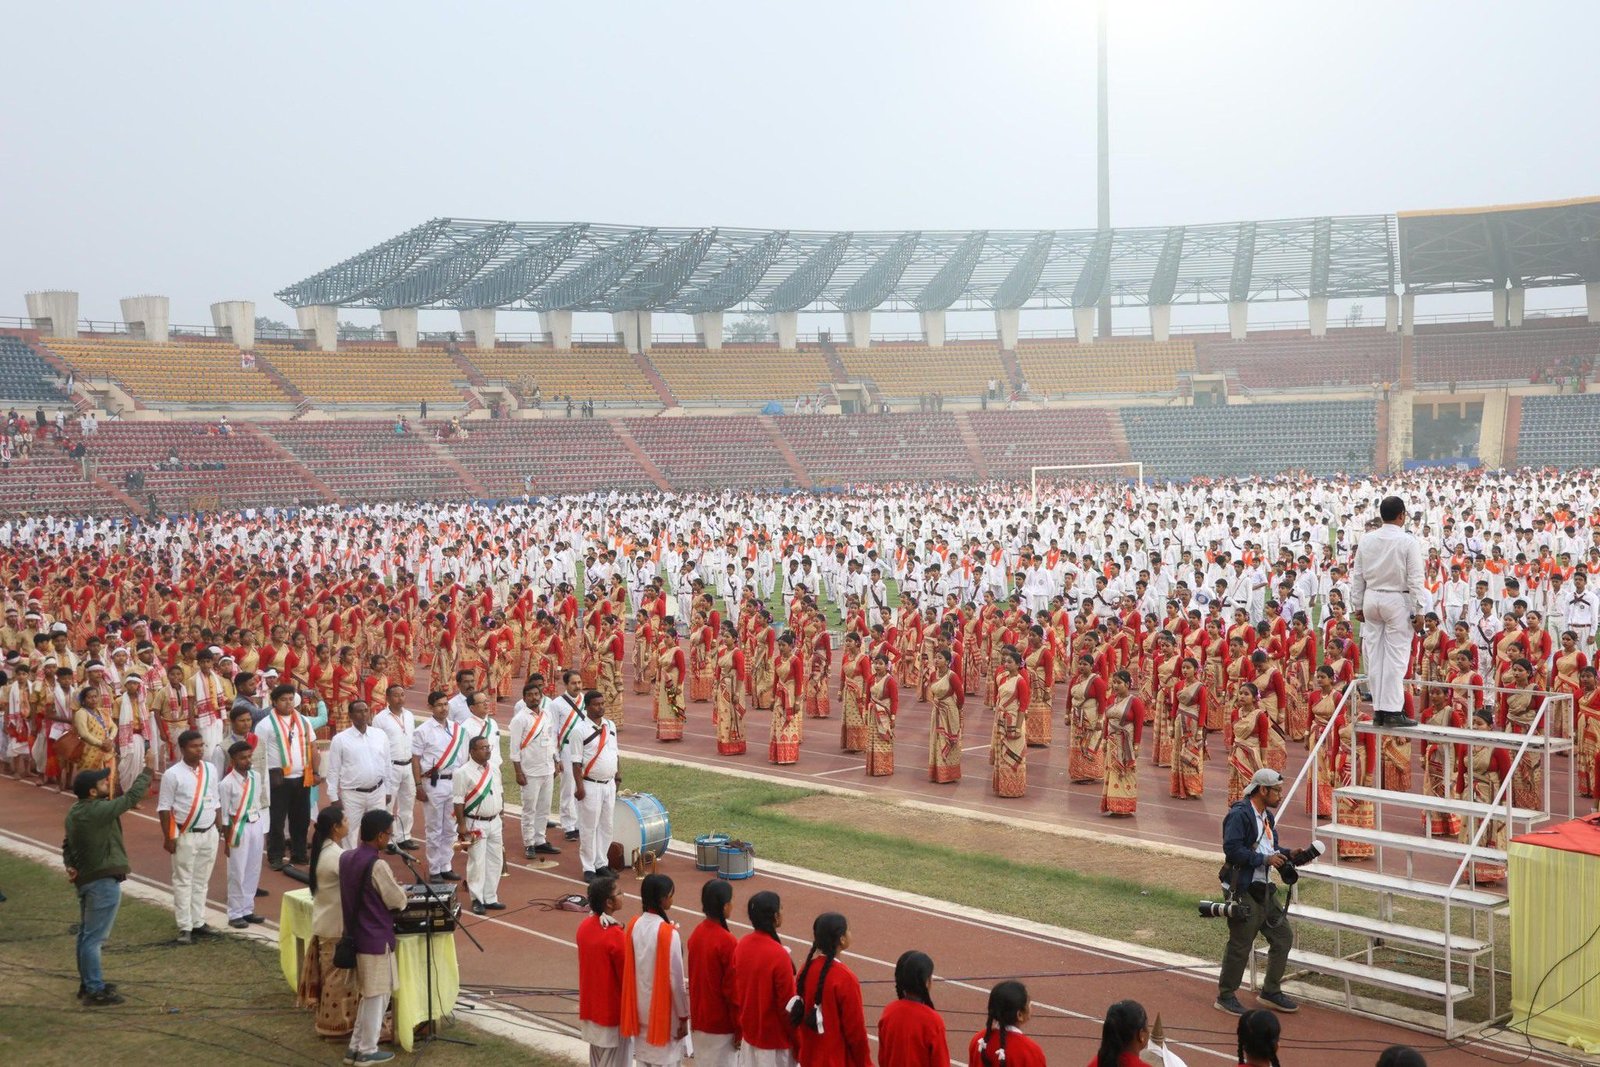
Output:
[1396, 196, 1600, 295]
[277, 214, 1402, 315]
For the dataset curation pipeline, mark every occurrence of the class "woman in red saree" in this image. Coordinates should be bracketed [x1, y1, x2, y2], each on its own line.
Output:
[1022, 626, 1054, 748]
[927, 648, 964, 784]
[1334, 722, 1377, 861]
[653, 623, 688, 742]
[1458, 709, 1511, 884]
[1284, 612, 1318, 744]
[866, 651, 898, 777]
[990, 646, 1030, 798]
[838, 633, 871, 753]
[768, 631, 803, 765]
[1226, 682, 1268, 806]
[713, 624, 748, 756]
[688, 610, 715, 705]
[1498, 658, 1545, 810]
[1420, 685, 1464, 837]
[1574, 666, 1600, 799]
[1065, 653, 1106, 784]
[1101, 669, 1144, 816]
[1169, 657, 1207, 800]
[1305, 665, 1340, 819]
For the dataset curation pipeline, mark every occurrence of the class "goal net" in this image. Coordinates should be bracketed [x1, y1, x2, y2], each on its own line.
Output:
[1029, 462, 1145, 506]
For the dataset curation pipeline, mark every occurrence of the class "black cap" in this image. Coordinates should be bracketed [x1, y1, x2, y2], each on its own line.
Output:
[73, 768, 111, 799]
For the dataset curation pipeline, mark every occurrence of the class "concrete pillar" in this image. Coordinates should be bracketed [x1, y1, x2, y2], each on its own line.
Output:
[693, 312, 724, 350]
[379, 308, 419, 349]
[459, 308, 496, 351]
[1385, 293, 1399, 332]
[611, 311, 652, 353]
[1149, 304, 1171, 343]
[1227, 301, 1248, 340]
[844, 311, 871, 349]
[772, 312, 798, 351]
[1072, 306, 1096, 343]
[1387, 390, 1414, 472]
[1492, 288, 1509, 328]
[210, 300, 256, 350]
[920, 310, 946, 348]
[1477, 387, 1509, 468]
[1400, 293, 1415, 337]
[295, 305, 338, 351]
[1507, 286, 1525, 328]
[995, 308, 1019, 350]
[120, 295, 170, 342]
[539, 310, 572, 349]
[1308, 297, 1329, 338]
[25, 290, 79, 338]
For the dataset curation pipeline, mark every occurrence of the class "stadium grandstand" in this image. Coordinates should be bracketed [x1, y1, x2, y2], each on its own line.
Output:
[3, 197, 1598, 510]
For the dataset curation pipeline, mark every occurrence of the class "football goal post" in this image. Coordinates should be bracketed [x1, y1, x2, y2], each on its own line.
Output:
[1029, 462, 1144, 507]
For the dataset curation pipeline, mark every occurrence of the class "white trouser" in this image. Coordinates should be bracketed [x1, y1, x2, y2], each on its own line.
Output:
[422, 780, 456, 876]
[226, 817, 264, 920]
[577, 779, 616, 874]
[738, 1047, 797, 1067]
[520, 773, 554, 851]
[353, 988, 391, 1056]
[1571, 623, 1596, 652]
[464, 815, 504, 905]
[196, 717, 223, 758]
[1362, 591, 1414, 714]
[693, 1032, 738, 1067]
[588, 1035, 634, 1067]
[559, 767, 578, 832]
[337, 785, 386, 849]
[388, 762, 416, 842]
[172, 828, 219, 932]
[117, 737, 146, 789]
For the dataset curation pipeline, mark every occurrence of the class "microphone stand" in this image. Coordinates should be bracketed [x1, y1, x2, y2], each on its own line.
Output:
[397, 850, 480, 1052]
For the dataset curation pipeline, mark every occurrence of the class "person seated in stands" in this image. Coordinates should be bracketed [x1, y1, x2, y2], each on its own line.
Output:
[392, 417, 406, 436]
[167, 449, 181, 470]
[218, 414, 231, 436]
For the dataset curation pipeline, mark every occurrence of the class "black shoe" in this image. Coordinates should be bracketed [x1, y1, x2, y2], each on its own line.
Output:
[1214, 994, 1245, 1016]
[77, 982, 118, 1000]
[384, 844, 400, 855]
[398, 840, 420, 852]
[438, 871, 461, 881]
[244, 914, 266, 924]
[524, 846, 539, 859]
[1258, 991, 1299, 1013]
[533, 843, 561, 856]
[229, 918, 249, 929]
[581, 870, 597, 882]
[484, 901, 506, 911]
[545, 820, 560, 829]
[563, 830, 579, 841]
[269, 860, 286, 872]
[192, 925, 221, 939]
[471, 900, 486, 916]
[1381, 711, 1419, 728]
[254, 888, 268, 898]
[84, 989, 124, 1007]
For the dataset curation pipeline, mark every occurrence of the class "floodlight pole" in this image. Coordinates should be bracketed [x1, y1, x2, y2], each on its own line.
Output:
[1096, 1, 1112, 340]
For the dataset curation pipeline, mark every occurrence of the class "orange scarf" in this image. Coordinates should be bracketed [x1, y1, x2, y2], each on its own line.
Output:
[619, 916, 675, 1045]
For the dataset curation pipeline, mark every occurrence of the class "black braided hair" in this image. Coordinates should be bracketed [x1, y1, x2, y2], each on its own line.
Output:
[1235, 1008, 1282, 1067]
[1096, 999, 1148, 1067]
[977, 981, 1028, 1066]
[789, 912, 847, 1032]
[747, 890, 783, 945]
[893, 950, 935, 1009]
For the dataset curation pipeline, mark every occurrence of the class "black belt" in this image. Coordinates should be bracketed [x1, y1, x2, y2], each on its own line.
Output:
[467, 813, 498, 821]
[351, 783, 382, 794]
[583, 777, 612, 784]
[392, 760, 410, 766]
[433, 773, 453, 780]
[189, 823, 215, 834]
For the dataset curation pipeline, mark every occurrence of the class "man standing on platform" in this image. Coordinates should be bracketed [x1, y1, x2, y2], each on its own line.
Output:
[327, 700, 392, 848]
[157, 729, 221, 945]
[1352, 495, 1424, 728]
[372, 684, 419, 851]
[510, 677, 561, 858]
[453, 735, 506, 914]
[412, 690, 469, 881]
[568, 689, 619, 881]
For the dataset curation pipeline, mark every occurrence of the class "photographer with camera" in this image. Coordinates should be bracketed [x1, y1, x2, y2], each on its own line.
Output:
[1213, 767, 1300, 1017]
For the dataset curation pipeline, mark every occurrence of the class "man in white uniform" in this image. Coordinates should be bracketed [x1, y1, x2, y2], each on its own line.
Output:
[453, 735, 506, 914]
[157, 729, 221, 944]
[567, 689, 620, 881]
[217, 739, 267, 929]
[371, 684, 419, 849]
[548, 670, 587, 841]
[1351, 496, 1424, 728]
[411, 691, 470, 881]
[509, 678, 562, 858]
[325, 700, 392, 848]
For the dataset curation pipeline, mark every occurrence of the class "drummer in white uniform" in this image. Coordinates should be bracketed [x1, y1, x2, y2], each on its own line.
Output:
[567, 689, 619, 882]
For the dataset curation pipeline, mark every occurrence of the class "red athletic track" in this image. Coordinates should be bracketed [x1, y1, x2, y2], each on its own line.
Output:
[0, 770, 1568, 1067]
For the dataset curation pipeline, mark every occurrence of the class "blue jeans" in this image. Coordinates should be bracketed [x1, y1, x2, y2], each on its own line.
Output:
[76, 877, 122, 994]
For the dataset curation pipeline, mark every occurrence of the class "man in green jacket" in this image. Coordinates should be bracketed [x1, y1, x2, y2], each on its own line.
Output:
[62, 748, 155, 1006]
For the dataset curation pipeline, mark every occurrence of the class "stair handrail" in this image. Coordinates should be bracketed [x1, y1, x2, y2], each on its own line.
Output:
[1277, 675, 1358, 815]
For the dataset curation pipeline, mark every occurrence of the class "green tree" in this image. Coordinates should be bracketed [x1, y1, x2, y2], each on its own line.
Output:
[723, 315, 771, 343]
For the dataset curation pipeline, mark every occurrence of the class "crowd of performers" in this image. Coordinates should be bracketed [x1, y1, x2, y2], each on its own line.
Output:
[3, 470, 1598, 895]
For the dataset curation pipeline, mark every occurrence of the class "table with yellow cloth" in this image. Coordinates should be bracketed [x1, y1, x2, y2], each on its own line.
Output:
[1509, 819, 1600, 1054]
[278, 887, 460, 1052]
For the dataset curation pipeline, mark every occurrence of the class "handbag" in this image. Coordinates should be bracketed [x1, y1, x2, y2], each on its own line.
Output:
[333, 852, 380, 969]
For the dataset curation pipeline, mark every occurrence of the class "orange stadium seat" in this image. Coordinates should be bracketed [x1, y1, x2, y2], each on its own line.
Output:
[964, 409, 1124, 479]
[770, 413, 976, 485]
[1013, 338, 1195, 395]
[42, 337, 290, 405]
[467, 344, 658, 404]
[647, 344, 833, 403]
[440, 420, 659, 496]
[263, 422, 474, 502]
[624, 417, 796, 488]
[256, 343, 463, 405]
[835, 341, 1007, 400]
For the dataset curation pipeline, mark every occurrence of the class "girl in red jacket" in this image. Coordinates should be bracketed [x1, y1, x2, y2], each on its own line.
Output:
[731, 891, 797, 1067]
[1087, 998, 1149, 1066]
[877, 950, 948, 1067]
[968, 982, 1043, 1067]
[790, 913, 870, 1067]
[688, 880, 740, 1067]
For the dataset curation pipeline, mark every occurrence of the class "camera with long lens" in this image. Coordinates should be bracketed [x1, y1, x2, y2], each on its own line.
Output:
[1277, 840, 1325, 886]
[1201, 840, 1325, 915]
[1197, 899, 1240, 919]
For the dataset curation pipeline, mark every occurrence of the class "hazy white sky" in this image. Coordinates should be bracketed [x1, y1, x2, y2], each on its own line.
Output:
[4, 0, 1597, 334]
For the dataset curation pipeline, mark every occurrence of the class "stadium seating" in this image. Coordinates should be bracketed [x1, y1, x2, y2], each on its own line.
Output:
[467, 344, 659, 404]
[79, 423, 328, 511]
[1013, 338, 1196, 395]
[835, 341, 1007, 400]
[257, 343, 463, 405]
[965, 409, 1125, 479]
[1413, 320, 1600, 384]
[647, 345, 833, 404]
[439, 420, 660, 496]
[771, 413, 976, 485]
[1515, 393, 1600, 468]
[0, 446, 123, 516]
[624, 416, 796, 488]
[263, 422, 474, 502]
[1119, 400, 1377, 480]
[42, 337, 290, 405]
[0, 336, 64, 402]
[1194, 330, 1400, 389]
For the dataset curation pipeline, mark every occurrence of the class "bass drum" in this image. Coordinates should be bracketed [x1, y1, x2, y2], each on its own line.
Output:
[614, 791, 672, 864]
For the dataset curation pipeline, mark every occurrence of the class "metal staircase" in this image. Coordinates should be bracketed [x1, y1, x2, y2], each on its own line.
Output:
[1269, 677, 1576, 1037]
